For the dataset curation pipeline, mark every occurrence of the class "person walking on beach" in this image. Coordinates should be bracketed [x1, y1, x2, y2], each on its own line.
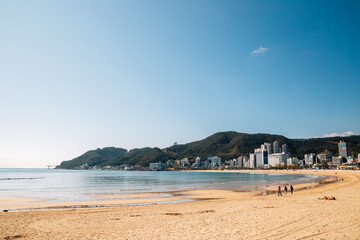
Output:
[284, 186, 288, 194]
[278, 186, 282, 196]
[290, 185, 294, 194]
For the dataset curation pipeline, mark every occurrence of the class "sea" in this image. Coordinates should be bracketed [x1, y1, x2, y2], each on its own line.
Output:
[0, 168, 325, 203]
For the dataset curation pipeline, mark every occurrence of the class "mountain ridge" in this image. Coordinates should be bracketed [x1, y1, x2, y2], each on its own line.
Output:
[58, 132, 360, 169]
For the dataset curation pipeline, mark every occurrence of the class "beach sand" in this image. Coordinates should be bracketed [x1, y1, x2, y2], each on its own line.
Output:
[1, 169, 360, 239]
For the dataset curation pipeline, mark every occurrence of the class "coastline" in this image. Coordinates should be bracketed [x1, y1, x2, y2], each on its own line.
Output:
[0, 169, 332, 212]
[1, 169, 360, 239]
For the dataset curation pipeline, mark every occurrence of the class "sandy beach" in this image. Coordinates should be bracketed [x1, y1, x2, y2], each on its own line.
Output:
[1, 169, 360, 239]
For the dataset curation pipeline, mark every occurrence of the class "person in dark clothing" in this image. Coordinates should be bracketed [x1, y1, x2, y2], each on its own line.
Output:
[284, 186, 288, 194]
[290, 185, 294, 194]
[278, 186, 282, 196]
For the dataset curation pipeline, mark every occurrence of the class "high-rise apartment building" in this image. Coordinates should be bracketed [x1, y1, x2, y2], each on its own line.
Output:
[249, 154, 256, 169]
[304, 153, 316, 165]
[282, 144, 288, 153]
[273, 141, 280, 153]
[338, 141, 347, 157]
[195, 157, 201, 167]
[264, 143, 272, 154]
[255, 149, 268, 168]
[207, 156, 221, 168]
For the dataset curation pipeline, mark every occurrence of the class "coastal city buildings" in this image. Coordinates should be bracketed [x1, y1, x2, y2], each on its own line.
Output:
[338, 140, 348, 157]
[149, 140, 358, 171]
[304, 153, 316, 165]
[264, 142, 272, 154]
[195, 157, 201, 167]
[261, 143, 272, 154]
[149, 162, 164, 171]
[316, 150, 333, 164]
[255, 149, 268, 168]
[249, 153, 256, 168]
[180, 158, 189, 166]
[273, 141, 280, 153]
[237, 157, 243, 168]
[268, 153, 287, 167]
[282, 144, 288, 154]
[332, 156, 342, 166]
[237, 156, 249, 168]
[287, 157, 299, 166]
[207, 156, 221, 168]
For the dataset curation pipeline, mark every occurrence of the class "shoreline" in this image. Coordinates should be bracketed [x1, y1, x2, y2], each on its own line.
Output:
[1, 169, 360, 239]
[0, 169, 339, 212]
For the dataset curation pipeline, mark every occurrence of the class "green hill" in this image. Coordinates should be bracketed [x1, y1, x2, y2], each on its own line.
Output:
[58, 132, 360, 169]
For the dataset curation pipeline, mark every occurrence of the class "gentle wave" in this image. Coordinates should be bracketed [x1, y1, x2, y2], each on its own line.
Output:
[0, 178, 39, 181]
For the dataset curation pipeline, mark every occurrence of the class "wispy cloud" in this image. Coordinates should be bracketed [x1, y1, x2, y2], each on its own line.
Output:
[251, 46, 269, 55]
[321, 131, 356, 138]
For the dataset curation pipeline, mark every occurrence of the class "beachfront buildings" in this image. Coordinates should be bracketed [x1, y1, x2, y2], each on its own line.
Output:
[304, 153, 316, 165]
[207, 156, 221, 168]
[236, 157, 243, 168]
[273, 141, 280, 153]
[261, 143, 272, 154]
[287, 157, 299, 166]
[268, 153, 287, 167]
[332, 156, 342, 166]
[316, 150, 333, 164]
[195, 157, 201, 167]
[338, 140, 348, 157]
[226, 157, 249, 168]
[180, 158, 189, 166]
[249, 153, 256, 168]
[237, 156, 249, 168]
[149, 163, 164, 170]
[255, 149, 268, 168]
[282, 144, 288, 154]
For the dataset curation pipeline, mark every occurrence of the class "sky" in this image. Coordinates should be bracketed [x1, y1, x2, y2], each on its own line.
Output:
[0, 0, 359, 168]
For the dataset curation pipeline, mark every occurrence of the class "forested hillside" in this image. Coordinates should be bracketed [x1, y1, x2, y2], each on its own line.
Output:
[58, 132, 360, 168]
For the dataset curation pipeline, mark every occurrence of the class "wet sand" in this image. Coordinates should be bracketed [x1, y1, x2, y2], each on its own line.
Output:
[1, 169, 360, 239]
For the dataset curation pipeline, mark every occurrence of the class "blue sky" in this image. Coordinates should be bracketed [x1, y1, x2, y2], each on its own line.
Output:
[0, 0, 359, 167]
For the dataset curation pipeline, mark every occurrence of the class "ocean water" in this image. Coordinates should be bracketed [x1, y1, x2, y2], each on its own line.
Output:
[0, 168, 324, 202]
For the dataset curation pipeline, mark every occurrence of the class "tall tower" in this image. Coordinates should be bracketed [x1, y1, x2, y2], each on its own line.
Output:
[338, 141, 347, 157]
[264, 143, 272, 154]
[282, 144, 288, 154]
[273, 141, 280, 153]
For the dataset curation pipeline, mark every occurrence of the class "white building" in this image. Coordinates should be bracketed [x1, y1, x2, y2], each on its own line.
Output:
[264, 142, 272, 154]
[268, 153, 288, 167]
[195, 157, 201, 167]
[304, 153, 316, 165]
[287, 157, 299, 166]
[244, 159, 250, 168]
[249, 153, 256, 169]
[237, 156, 244, 168]
[282, 144, 288, 154]
[273, 141, 280, 153]
[255, 149, 268, 168]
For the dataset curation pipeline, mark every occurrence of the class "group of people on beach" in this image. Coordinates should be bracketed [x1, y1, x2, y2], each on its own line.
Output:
[277, 185, 293, 196]
[318, 196, 336, 200]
